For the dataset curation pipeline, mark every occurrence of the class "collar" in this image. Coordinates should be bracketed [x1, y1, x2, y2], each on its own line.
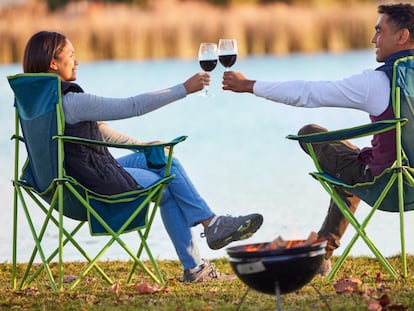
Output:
[383, 49, 414, 66]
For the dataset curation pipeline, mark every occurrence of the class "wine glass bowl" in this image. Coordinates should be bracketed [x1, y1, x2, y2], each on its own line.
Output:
[198, 42, 218, 97]
[218, 39, 238, 71]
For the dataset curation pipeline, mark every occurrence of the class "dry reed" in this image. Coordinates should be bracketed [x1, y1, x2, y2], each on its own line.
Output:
[0, 0, 380, 64]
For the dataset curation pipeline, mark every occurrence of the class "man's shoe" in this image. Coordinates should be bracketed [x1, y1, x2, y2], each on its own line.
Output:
[182, 260, 219, 283]
[203, 214, 263, 250]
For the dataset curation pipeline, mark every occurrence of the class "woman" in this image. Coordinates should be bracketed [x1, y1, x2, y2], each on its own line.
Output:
[23, 31, 263, 282]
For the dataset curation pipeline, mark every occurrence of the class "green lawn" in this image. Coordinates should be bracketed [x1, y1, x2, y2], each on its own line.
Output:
[0, 256, 413, 310]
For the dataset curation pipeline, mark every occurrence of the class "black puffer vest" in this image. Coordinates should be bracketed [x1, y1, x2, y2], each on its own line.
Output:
[62, 82, 142, 194]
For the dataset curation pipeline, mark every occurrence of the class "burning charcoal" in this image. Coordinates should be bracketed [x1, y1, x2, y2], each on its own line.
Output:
[266, 236, 287, 250]
[265, 231, 319, 251]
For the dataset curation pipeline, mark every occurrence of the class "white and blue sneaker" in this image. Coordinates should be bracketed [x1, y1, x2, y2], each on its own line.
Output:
[183, 260, 219, 283]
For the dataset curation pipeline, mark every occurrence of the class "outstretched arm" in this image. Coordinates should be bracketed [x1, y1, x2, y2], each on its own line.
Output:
[63, 72, 210, 124]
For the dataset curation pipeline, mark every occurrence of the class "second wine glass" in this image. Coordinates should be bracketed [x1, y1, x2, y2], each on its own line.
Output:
[218, 39, 238, 71]
[198, 42, 218, 97]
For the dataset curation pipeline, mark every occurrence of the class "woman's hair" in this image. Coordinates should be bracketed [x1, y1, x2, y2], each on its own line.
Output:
[378, 3, 414, 41]
[23, 31, 67, 73]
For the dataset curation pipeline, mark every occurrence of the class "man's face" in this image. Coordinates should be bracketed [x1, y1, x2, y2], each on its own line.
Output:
[371, 14, 401, 62]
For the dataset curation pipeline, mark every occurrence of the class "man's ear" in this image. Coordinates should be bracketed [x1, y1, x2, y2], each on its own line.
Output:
[397, 28, 410, 45]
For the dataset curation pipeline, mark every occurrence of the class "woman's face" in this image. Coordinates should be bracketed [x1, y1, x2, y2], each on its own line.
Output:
[49, 39, 78, 81]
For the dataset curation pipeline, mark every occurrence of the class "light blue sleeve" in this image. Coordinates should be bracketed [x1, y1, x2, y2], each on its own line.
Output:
[63, 84, 187, 124]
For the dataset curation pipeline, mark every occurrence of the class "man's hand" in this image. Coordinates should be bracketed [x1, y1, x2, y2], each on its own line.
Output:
[222, 71, 255, 93]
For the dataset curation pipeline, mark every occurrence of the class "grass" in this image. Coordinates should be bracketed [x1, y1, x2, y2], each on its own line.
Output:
[1, 256, 414, 310]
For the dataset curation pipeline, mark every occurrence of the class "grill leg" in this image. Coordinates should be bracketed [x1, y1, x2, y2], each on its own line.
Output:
[275, 282, 282, 311]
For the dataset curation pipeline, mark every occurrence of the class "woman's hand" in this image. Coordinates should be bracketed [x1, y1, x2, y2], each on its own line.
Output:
[183, 72, 210, 94]
[222, 71, 255, 93]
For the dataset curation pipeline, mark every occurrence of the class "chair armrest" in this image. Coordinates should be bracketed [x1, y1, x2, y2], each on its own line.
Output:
[285, 118, 407, 144]
[54, 135, 187, 150]
[53, 135, 188, 169]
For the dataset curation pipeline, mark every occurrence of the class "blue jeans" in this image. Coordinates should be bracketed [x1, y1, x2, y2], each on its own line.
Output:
[116, 152, 215, 270]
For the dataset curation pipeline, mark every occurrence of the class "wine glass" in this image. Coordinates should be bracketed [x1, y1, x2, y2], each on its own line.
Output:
[218, 39, 238, 71]
[198, 42, 218, 97]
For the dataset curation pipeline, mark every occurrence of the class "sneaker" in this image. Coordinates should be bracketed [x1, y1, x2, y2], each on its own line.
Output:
[182, 260, 219, 283]
[318, 258, 332, 277]
[203, 214, 263, 250]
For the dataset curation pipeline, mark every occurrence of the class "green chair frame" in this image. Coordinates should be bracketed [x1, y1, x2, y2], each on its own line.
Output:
[287, 56, 414, 280]
[9, 73, 187, 290]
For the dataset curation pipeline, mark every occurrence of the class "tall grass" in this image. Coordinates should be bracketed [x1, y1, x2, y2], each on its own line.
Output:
[0, 0, 379, 64]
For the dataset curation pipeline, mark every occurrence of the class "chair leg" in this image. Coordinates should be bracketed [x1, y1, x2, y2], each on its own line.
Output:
[12, 186, 19, 290]
[328, 233, 357, 281]
[65, 183, 164, 287]
[330, 207, 398, 280]
[68, 232, 163, 289]
[16, 187, 114, 290]
[398, 170, 407, 278]
[18, 191, 58, 290]
[127, 199, 164, 284]
[319, 179, 399, 280]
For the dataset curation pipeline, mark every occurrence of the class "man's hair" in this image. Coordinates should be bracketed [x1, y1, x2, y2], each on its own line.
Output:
[378, 3, 414, 40]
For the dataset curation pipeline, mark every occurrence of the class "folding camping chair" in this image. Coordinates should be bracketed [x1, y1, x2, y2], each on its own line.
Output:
[8, 72, 187, 290]
[286, 56, 414, 280]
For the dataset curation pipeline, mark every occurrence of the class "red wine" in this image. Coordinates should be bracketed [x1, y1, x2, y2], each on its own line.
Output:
[199, 59, 217, 72]
[219, 54, 237, 68]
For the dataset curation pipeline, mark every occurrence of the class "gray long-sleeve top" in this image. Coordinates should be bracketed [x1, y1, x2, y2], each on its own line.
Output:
[62, 84, 187, 125]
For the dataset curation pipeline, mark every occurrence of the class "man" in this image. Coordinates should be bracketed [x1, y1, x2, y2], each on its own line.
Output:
[222, 3, 414, 275]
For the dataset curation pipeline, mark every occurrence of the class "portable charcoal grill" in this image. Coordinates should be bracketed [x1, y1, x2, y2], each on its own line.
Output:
[226, 239, 327, 310]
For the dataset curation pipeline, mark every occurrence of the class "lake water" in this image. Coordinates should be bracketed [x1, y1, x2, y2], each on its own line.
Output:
[1, 49, 413, 264]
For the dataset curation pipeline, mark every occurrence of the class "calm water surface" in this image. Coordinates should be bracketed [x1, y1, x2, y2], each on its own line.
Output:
[1, 50, 412, 263]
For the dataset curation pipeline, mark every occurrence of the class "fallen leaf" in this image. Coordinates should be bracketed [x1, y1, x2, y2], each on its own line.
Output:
[111, 282, 120, 296]
[375, 272, 392, 291]
[378, 294, 391, 307]
[367, 300, 382, 311]
[375, 272, 383, 284]
[63, 275, 77, 283]
[134, 283, 163, 294]
[85, 294, 96, 305]
[333, 277, 361, 294]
